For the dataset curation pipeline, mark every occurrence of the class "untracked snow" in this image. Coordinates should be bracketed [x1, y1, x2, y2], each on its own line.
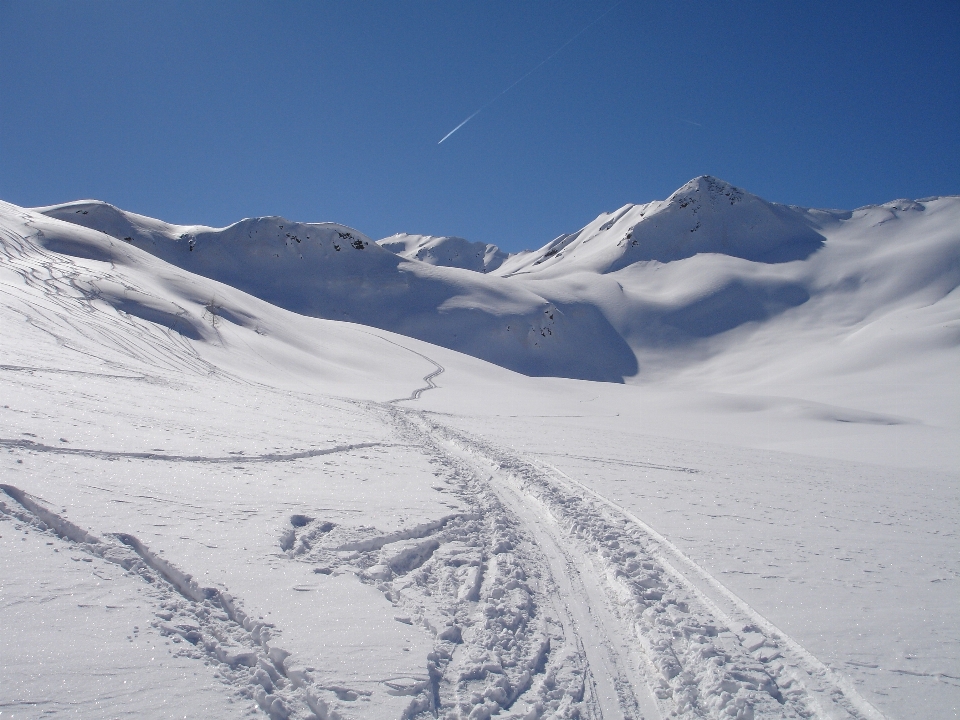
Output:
[1, 178, 958, 719]
[378, 234, 509, 274]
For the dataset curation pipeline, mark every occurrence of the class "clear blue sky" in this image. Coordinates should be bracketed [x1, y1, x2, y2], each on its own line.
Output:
[2, 1, 958, 252]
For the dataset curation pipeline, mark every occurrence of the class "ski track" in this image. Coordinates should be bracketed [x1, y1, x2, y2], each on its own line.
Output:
[1, 219, 223, 378]
[356, 331, 444, 403]
[0, 363, 147, 380]
[0, 382, 893, 720]
[473, 452, 661, 720]
[534, 451, 700, 476]
[282, 401, 593, 719]
[0, 437, 387, 464]
[537, 463, 889, 720]
[366, 405, 890, 720]
[0, 482, 377, 720]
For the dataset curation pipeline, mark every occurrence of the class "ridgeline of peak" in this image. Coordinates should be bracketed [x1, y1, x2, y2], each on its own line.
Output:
[41, 178, 823, 280]
[498, 176, 827, 277]
[24, 177, 959, 384]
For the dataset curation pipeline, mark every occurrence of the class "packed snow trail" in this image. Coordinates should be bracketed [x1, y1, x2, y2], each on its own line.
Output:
[451, 445, 662, 720]
[374, 407, 890, 720]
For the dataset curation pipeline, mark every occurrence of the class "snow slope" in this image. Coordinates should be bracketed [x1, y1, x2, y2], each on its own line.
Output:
[496, 176, 827, 276]
[378, 233, 509, 273]
[37, 178, 960, 411]
[2, 181, 958, 719]
[34, 201, 635, 383]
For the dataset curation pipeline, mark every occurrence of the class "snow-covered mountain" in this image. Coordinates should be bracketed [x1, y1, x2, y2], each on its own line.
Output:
[3, 179, 959, 719]
[35, 176, 960, 399]
[32, 200, 636, 382]
[496, 176, 827, 276]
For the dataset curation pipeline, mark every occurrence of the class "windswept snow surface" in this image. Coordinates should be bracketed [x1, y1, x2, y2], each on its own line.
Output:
[2, 179, 959, 719]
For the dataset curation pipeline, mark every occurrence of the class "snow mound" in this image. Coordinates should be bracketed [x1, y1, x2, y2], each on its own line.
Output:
[379, 233, 508, 273]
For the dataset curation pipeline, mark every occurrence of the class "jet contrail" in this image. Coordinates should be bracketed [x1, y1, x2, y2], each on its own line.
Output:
[438, 0, 625, 144]
[438, 109, 484, 145]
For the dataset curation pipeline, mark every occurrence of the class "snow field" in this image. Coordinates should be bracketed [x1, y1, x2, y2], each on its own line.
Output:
[2, 178, 958, 719]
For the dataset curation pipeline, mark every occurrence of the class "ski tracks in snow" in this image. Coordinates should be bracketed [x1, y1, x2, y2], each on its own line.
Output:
[356, 331, 444, 403]
[374, 408, 889, 720]
[536, 464, 889, 720]
[0, 380, 891, 719]
[0, 218, 222, 377]
[0, 483, 355, 720]
[0, 437, 386, 464]
[283, 403, 591, 719]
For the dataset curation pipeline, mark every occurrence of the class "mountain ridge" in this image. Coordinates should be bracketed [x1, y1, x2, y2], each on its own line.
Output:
[26, 177, 960, 390]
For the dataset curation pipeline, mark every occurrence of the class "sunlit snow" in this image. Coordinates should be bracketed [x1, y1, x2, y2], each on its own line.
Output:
[2, 178, 957, 719]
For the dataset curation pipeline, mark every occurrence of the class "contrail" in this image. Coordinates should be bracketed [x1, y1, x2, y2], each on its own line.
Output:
[438, 1, 624, 144]
[438, 109, 484, 145]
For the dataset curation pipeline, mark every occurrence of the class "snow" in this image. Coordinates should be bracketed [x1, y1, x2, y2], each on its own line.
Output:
[378, 234, 509, 273]
[1, 178, 958, 719]
[496, 176, 826, 276]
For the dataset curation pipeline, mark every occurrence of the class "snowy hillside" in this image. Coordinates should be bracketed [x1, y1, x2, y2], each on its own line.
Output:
[378, 233, 509, 273]
[37, 177, 960, 413]
[2, 180, 959, 720]
[32, 201, 635, 382]
[497, 176, 827, 276]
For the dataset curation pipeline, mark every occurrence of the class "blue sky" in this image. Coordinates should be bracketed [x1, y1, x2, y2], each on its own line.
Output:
[2, 1, 958, 252]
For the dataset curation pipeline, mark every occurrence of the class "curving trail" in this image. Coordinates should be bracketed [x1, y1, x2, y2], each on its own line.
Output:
[408, 360, 444, 401]
[359, 332, 445, 403]
[0, 437, 386, 464]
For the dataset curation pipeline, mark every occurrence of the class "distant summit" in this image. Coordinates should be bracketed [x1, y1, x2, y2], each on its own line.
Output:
[498, 176, 826, 276]
[378, 233, 508, 273]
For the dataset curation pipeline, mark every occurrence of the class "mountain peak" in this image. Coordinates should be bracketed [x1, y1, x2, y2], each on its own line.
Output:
[499, 177, 826, 276]
[668, 175, 745, 205]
